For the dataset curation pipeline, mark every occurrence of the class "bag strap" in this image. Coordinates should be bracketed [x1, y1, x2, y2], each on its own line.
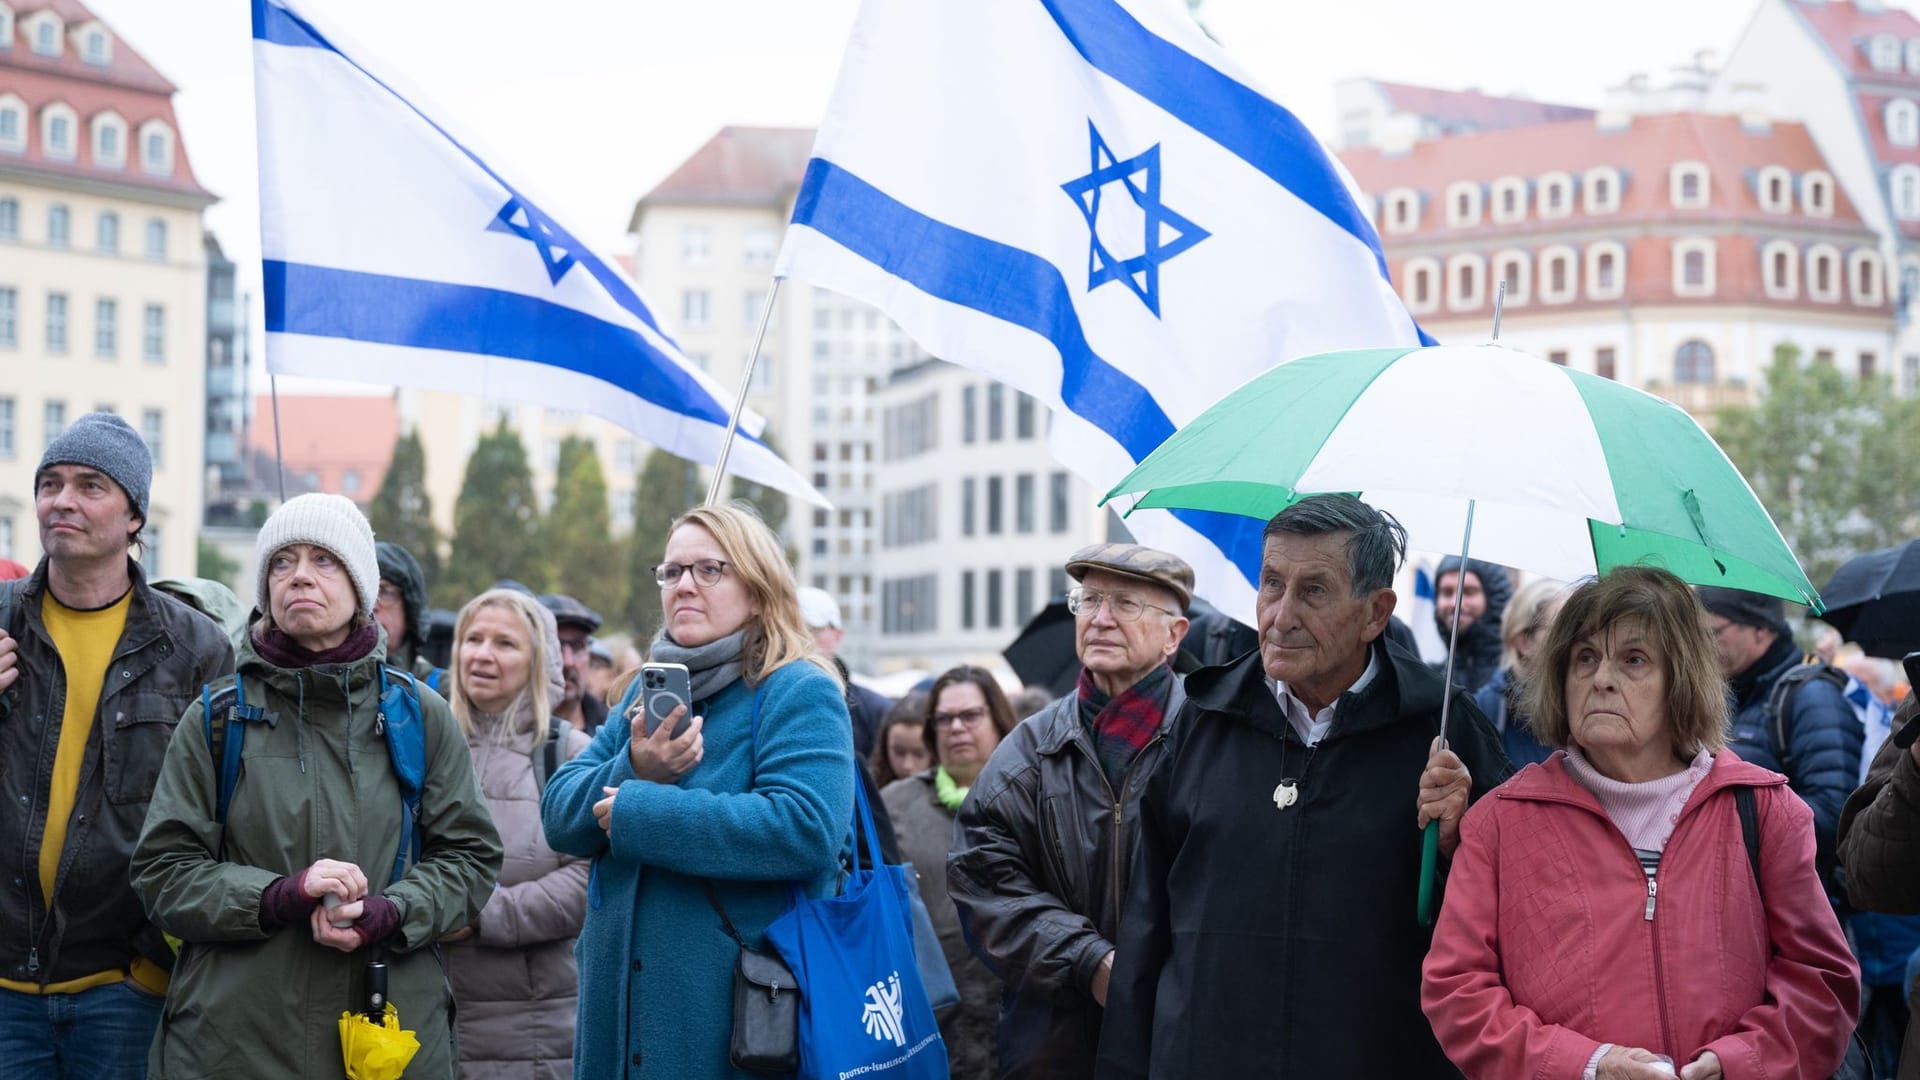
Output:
[533, 717, 564, 794]
[703, 880, 751, 950]
[702, 684, 772, 943]
[1734, 785, 1763, 902]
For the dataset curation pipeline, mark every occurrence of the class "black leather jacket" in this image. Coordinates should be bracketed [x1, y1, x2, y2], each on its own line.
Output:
[0, 560, 234, 986]
[948, 676, 1185, 1080]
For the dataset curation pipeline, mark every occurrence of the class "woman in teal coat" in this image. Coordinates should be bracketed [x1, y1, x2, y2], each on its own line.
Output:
[542, 504, 854, 1080]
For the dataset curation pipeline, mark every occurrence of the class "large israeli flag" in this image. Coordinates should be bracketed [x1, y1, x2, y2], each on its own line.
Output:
[251, 0, 821, 504]
[776, 0, 1425, 620]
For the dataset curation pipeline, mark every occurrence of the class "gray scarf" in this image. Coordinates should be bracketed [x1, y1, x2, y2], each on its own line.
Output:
[650, 627, 748, 701]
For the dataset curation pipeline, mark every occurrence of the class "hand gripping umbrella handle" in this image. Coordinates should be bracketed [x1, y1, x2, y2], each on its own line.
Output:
[1418, 821, 1440, 926]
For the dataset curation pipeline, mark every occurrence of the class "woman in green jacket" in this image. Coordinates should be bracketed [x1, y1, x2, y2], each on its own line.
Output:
[132, 494, 503, 1079]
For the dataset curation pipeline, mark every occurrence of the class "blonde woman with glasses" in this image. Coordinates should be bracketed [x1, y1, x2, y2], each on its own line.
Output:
[542, 503, 854, 1080]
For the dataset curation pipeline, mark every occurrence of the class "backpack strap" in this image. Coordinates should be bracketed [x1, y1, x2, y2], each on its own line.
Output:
[203, 675, 268, 856]
[424, 667, 443, 694]
[533, 717, 565, 794]
[1734, 785, 1763, 902]
[377, 667, 428, 887]
[1764, 662, 1850, 774]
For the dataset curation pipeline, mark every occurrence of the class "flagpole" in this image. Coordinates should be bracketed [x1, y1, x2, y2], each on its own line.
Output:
[704, 276, 784, 505]
[1419, 498, 1477, 927]
[269, 373, 287, 502]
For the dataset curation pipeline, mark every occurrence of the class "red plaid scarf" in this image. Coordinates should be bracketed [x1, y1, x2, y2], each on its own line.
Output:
[1076, 663, 1173, 787]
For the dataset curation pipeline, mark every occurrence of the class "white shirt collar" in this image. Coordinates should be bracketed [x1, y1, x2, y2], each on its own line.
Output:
[1266, 648, 1380, 747]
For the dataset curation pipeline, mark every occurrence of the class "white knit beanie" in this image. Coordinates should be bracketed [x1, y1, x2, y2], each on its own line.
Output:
[255, 493, 379, 617]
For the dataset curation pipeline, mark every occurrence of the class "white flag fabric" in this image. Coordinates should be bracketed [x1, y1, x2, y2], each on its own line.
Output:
[777, 0, 1426, 621]
[1408, 563, 1450, 666]
[251, 0, 822, 505]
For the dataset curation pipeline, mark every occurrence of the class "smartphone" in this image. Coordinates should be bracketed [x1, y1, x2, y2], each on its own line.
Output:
[640, 662, 694, 739]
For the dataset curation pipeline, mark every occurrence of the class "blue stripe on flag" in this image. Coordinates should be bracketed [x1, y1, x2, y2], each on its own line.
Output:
[790, 158, 1263, 578]
[1040, 0, 1387, 278]
[263, 260, 764, 440]
[1415, 566, 1434, 600]
[251, 0, 676, 349]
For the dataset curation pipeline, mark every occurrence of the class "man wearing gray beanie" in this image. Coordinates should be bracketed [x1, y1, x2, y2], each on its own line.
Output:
[0, 412, 234, 1076]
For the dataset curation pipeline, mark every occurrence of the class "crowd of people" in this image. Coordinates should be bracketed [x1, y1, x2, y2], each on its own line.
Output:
[0, 411, 1913, 1079]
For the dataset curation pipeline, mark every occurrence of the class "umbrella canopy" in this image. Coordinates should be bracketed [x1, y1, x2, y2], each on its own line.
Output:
[339, 1003, 419, 1080]
[1819, 539, 1920, 659]
[1002, 598, 1079, 698]
[1104, 344, 1819, 610]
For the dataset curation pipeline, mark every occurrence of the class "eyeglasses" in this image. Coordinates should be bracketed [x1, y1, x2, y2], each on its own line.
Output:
[1066, 586, 1174, 623]
[932, 705, 990, 728]
[654, 559, 732, 588]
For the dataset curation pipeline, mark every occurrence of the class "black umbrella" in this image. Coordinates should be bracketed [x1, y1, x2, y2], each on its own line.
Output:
[1819, 539, 1920, 659]
[1002, 598, 1078, 698]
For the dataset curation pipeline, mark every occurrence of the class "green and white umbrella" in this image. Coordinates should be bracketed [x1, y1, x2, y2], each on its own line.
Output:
[1103, 343, 1820, 611]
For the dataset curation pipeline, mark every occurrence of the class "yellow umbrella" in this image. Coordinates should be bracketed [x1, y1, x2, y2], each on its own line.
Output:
[339, 961, 419, 1080]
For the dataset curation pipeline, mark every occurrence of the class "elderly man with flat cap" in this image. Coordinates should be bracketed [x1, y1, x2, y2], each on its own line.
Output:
[949, 542, 1193, 1078]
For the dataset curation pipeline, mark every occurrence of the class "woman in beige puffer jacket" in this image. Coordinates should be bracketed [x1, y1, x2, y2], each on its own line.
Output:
[441, 589, 592, 1079]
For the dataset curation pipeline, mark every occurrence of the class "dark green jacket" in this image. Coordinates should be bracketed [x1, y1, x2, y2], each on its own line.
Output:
[132, 632, 502, 1079]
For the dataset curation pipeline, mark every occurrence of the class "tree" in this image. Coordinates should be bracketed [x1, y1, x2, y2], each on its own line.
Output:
[365, 430, 442, 587]
[439, 418, 545, 607]
[544, 435, 626, 620]
[620, 448, 701, 642]
[1714, 345, 1920, 592]
[196, 538, 239, 584]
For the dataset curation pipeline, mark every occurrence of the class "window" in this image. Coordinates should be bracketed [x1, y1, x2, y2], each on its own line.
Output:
[1807, 244, 1841, 302]
[1016, 473, 1035, 533]
[985, 569, 1004, 630]
[141, 409, 162, 467]
[1895, 165, 1920, 221]
[960, 569, 976, 630]
[1757, 165, 1793, 213]
[0, 95, 24, 153]
[1384, 188, 1419, 234]
[1889, 100, 1920, 149]
[1403, 256, 1440, 314]
[961, 385, 978, 443]
[142, 303, 164, 361]
[94, 298, 115, 357]
[1907, 354, 1920, 395]
[1583, 167, 1621, 214]
[1049, 471, 1070, 533]
[0, 197, 15, 240]
[43, 399, 66, 448]
[1670, 162, 1709, 209]
[1446, 254, 1483, 311]
[1859, 351, 1878, 381]
[1851, 249, 1884, 305]
[1595, 346, 1617, 381]
[1445, 181, 1481, 227]
[1049, 567, 1070, 603]
[680, 225, 710, 264]
[1872, 33, 1902, 72]
[0, 8, 12, 53]
[1491, 251, 1528, 306]
[29, 13, 59, 56]
[47, 203, 68, 247]
[743, 226, 777, 267]
[687, 351, 710, 373]
[46, 292, 67, 352]
[144, 218, 166, 260]
[1803, 171, 1833, 218]
[43, 105, 75, 160]
[81, 26, 108, 65]
[1673, 340, 1715, 385]
[92, 112, 123, 168]
[1762, 240, 1798, 299]
[1548, 350, 1569, 366]
[742, 289, 765, 330]
[986, 475, 1004, 534]
[1586, 242, 1624, 300]
[0, 517, 10, 560]
[0, 398, 13, 457]
[961, 476, 975, 536]
[611, 490, 633, 529]
[341, 468, 362, 496]
[0, 287, 14, 346]
[1015, 568, 1036, 623]
[680, 289, 709, 330]
[1490, 177, 1527, 223]
[987, 383, 1004, 441]
[1539, 172, 1573, 218]
[141, 527, 160, 576]
[1672, 239, 1715, 297]
[1016, 392, 1036, 439]
[1539, 246, 1577, 303]
[95, 211, 117, 253]
[1909, 38, 1920, 74]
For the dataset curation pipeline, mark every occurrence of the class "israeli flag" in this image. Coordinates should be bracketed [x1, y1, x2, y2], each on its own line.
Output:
[1409, 563, 1450, 666]
[776, 0, 1424, 622]
[251, 0, 821, 504]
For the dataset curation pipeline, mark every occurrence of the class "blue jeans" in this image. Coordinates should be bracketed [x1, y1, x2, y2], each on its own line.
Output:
[0, 979, 164, 1079]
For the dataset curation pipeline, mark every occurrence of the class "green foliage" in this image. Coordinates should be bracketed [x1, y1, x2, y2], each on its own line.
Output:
[1714, 344, 1920, 592]
[728, 430, 790, 541]
[365, 430, 442, 587]
[620, 449, 701, 642]
[439, 418, 545, 607]
[196, 538, 240, 584]
[544, 435, 626, 620]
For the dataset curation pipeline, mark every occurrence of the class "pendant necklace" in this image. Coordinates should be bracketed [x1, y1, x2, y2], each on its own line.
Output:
[1273, 730, 1301, 811]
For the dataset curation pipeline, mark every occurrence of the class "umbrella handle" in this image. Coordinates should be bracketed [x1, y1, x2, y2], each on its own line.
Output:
[1417, 820, 1440, 927]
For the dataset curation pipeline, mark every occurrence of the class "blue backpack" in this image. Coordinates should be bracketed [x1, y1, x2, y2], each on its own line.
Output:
[200, 666, 428, 887]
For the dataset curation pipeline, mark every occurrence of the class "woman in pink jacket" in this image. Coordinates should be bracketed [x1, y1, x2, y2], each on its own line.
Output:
[1423, 567, 1859, 1080]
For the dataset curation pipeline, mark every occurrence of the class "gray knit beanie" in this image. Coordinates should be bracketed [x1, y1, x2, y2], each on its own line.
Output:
[38, 412, 152, 519]
[254, 493, 379, 616]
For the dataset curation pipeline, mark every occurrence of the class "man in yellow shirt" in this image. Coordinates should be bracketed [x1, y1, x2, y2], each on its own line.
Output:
[0, 413, 233, 1077]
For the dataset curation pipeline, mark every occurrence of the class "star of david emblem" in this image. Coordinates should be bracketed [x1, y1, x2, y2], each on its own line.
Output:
[487, 196, 577, 286]
[1060, 120, 1209, 317]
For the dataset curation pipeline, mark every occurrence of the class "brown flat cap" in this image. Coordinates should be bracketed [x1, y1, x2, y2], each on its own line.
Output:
[1065, 543, 1195, 613]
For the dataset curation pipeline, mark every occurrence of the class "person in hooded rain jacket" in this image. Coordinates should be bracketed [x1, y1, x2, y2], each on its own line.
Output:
[1841, 691, 1920, 1080]
[1432, 555, 1513, 696]
[376, 540, 439, 685]
[132, 494, 503, 1080]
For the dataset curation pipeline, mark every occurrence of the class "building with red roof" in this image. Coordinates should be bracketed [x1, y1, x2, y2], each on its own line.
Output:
[0, 0, 216, 578]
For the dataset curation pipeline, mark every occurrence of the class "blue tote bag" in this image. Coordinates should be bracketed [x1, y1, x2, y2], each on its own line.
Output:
[763, 763, 948, 1079]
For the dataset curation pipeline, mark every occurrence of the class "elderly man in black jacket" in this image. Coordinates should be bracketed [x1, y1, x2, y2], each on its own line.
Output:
[1095, 494, 1511, 1079]
[949, 543, 1194, 1079]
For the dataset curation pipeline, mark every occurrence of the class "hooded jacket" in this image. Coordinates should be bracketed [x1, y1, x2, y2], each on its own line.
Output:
[1095, 640, 1512, 1079]
[131, 631, 503, 1079]
[376, 541, 432, 677]
[1839, 695, 1920, 1080]
[1432, 556, 1512, 696]
[1424, 751, 1859, 1080]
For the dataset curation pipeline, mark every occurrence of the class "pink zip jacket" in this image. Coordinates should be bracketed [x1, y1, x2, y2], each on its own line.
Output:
[1422, 750, 1859, 1080]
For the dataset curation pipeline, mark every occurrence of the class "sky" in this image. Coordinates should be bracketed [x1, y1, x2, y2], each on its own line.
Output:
[85, 0, 1767, 393]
